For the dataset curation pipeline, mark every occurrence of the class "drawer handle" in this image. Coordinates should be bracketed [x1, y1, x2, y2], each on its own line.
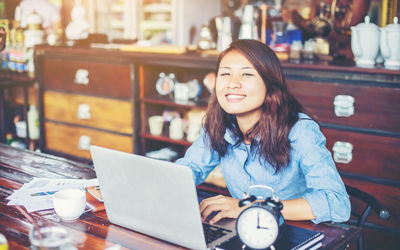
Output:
[332, 141, 353, 164]
[74, 69, 89, 85]
[77, 104, 91, 120]
[333, 95, 354, 117]
[78, 135, 91, 150]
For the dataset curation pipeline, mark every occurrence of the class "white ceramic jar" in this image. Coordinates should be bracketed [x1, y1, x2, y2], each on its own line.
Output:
[351, 16, 380, 68]
[380, 17, 400, 69]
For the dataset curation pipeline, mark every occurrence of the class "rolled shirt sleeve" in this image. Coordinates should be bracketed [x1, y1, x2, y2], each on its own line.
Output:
[176, 129, 220, 185]
[291, 119, 351, 223]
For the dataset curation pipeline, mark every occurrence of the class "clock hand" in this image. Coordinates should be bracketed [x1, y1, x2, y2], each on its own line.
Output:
[257, 212, 270, 230]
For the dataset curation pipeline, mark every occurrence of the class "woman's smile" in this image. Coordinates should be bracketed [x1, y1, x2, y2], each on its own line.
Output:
[226, 93, 246, 102]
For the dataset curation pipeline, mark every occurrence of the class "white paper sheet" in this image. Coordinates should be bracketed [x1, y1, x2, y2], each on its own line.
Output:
[7, 178, 99, 213]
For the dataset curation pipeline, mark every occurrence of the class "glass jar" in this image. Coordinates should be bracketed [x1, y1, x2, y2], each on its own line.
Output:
[0, 233, 8, 250]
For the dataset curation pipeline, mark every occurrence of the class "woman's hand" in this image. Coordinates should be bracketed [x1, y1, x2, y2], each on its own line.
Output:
[199, 195, 247, 224]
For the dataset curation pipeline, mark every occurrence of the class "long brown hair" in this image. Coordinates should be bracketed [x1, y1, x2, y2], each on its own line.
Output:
[204, 39, 303, 172]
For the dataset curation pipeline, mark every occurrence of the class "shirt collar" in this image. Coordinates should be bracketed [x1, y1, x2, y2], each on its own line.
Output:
[223, 128, 261, 145]
[224, 129, 237, 145]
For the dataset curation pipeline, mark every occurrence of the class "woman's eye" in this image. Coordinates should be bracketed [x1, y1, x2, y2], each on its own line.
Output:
[242, 73, 254, 77]
[219, 72, 230, 76]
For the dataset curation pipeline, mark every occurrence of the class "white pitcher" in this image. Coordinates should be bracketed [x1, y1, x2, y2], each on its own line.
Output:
[380, 17, 400, 69]
[351, 16, 380, 68]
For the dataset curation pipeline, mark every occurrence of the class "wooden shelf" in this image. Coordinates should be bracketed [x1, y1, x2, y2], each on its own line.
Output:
[140, 132, 192, 147]
[140, 95, 209, 108]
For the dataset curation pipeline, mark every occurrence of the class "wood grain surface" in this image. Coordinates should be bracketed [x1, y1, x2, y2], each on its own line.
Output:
[44, 91, 133, 134]
[44, 122, 133, 159]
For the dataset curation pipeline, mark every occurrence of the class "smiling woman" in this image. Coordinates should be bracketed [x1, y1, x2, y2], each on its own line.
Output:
[176, 39, 350, 226]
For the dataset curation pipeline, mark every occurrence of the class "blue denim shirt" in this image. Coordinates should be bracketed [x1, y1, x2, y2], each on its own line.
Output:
[176, 113, 350, 224]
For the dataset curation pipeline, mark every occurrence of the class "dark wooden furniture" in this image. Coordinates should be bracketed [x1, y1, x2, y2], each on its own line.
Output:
[282, 63, 400, 235]
[0, 144, 362, 249]
[35, 48, 137, 161]
[0, 74, 34, 145]
[34, 46, 400, 247]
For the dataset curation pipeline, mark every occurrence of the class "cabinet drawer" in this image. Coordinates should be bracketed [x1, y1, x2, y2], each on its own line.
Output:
[322, 128, 400, 181]
[44, 91, 133, 134]
[45, 122, 133, 159]
[342, 177, 399, 230]
[42, 58, 132, 99]
[287, 80, 400, 132]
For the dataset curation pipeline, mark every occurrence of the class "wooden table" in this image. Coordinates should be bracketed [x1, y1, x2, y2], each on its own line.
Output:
[0, 144, 362, 249]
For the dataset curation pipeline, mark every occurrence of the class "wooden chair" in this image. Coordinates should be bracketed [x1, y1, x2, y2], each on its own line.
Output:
[345, 185, 390, 250]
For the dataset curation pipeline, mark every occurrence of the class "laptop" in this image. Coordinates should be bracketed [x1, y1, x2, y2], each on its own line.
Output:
[90, 145, 236, 250]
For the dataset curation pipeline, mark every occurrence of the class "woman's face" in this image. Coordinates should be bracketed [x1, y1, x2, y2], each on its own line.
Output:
[216, 51, 267, 121]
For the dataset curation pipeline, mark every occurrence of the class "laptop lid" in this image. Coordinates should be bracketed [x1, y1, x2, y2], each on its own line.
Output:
[90, 145, 208, 249]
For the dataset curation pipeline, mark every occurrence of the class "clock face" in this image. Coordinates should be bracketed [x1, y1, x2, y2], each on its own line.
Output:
[236, 206, 279, 249]
[156, 75, 174, 95]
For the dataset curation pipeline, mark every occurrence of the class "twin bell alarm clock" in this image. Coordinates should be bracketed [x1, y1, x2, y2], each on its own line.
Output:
[236, 185, 284, 250]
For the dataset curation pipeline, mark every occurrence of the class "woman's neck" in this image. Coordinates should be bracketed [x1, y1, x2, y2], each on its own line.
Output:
[236, 111, 261, 143]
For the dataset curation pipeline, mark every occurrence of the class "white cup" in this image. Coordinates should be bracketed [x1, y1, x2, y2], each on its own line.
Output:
[53, 189, 86, 221]
[169, 118, 184, 140]
[15, 121, 27, 138]
[186, 122, 202, 142]
[148, 116, 164, 136]
[174, 82, 190, 101]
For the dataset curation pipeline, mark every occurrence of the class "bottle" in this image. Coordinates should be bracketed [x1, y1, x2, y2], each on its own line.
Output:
[0, 20, 10, 71]
[8, 20, 19, 72]
[15, 27, 26, 73]
[290, 40, 303, 63]
[27, 105, 40, 140]
[303, 39, 315, 62]
[0, 42, 8, 71]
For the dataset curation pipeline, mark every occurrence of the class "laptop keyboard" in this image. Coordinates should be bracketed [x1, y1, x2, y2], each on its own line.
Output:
[202, 223, 232, 244]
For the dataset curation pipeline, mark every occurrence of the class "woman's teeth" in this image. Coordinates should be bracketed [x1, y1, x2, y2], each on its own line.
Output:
[227, 94, 245, 100]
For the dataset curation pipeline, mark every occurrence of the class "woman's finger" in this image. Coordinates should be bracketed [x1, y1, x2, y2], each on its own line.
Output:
[201, 202, 221, 221]
[199, 195, 226, 211]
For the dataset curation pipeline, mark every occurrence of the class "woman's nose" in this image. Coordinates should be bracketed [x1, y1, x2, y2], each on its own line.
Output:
[227, 75, 241, 89]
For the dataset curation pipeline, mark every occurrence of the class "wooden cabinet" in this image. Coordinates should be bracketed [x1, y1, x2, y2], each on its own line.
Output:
[44, 92, 133, 134]
[36, 49, 136, 161]
[323, 128, 400, 181]
[138, 63, 211, 157]
[45, 122, 133, 159]
[284, 66, 400, 232]
[42, 58, 132, 98]
[286, 78, 400, 132]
